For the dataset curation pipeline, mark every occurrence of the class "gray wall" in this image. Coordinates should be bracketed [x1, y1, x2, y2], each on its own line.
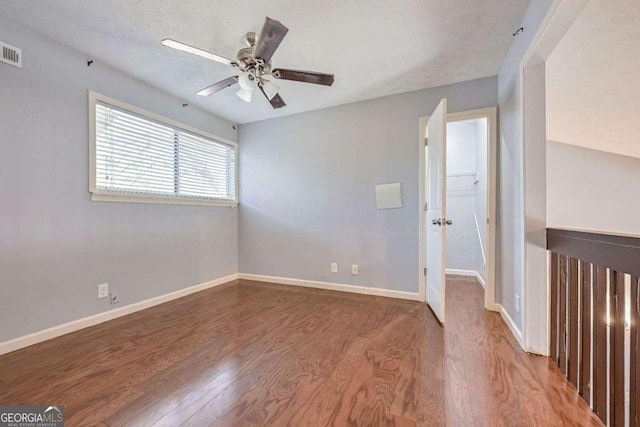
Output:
[547, 141, 640, 235]
[497, 0, 554, 330]
[239, 77, 498, 293]
[0, 20, 238, 343]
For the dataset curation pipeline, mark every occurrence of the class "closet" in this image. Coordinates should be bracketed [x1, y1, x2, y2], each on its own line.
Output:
[445, 118, 488, 284]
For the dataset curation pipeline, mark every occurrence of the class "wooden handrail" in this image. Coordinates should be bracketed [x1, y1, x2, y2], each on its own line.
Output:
[547, 228, 640, 277]
[547, 227, 640, 426]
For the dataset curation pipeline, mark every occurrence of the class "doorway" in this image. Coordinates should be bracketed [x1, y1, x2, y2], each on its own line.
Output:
[418, 107, 498, 318]
[445, 117, 488, 285]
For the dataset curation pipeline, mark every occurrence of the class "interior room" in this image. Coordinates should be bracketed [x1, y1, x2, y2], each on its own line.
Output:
[0, 0, 636, 425]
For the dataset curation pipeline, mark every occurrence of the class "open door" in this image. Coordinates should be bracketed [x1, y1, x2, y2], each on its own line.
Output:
[426, 98, 448, 323]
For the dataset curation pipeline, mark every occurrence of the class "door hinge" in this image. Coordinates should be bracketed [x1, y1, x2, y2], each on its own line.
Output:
[424, 267, 427, 276]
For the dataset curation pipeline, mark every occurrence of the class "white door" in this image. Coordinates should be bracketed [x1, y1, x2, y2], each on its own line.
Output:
[426, 98, 448, 323]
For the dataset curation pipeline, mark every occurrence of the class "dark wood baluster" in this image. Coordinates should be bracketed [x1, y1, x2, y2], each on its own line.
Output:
[610, 271, 625, 427]
[568, 258, 579, 388]
[550, 252, 560, 365]
[579, 261, 592, 402]
[559, 255, 569, 374]
[631, 276, 639, 427]
[593, 266, 608, 424]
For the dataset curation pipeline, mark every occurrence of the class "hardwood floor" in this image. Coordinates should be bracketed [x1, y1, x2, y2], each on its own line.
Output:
[0, 277, 602, 426]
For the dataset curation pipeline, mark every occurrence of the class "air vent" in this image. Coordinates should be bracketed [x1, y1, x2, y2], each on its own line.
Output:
[0, 41, 22, 68]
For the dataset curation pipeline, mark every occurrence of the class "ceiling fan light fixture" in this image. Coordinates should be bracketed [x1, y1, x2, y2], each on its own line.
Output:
[237, 73, 257, 91]
[163, 16, 333, 110]
[260, 80, 280, 100]
[235, 88, 253, 103]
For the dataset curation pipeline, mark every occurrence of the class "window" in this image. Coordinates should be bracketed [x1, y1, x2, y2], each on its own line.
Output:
[89, 91, 237, 206]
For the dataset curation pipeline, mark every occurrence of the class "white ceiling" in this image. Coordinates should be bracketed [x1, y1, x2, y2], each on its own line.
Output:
[547, 0, 640, 159]
[0, 0, 530, 124]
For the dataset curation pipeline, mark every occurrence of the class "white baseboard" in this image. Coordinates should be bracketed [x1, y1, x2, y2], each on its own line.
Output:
[498, 304, 524, 349]
[446, 268, 477, 276]
[446, 269, 485, 288]
[0, 273, 239, 356]
[475, 272, 486, 288]
[238, 273, 421, 302]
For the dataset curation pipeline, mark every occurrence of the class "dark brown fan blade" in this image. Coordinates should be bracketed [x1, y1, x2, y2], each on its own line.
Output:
[258, 85, 286, 109]
[253, 17, 289, 63]
[196, 76, 238, 96]
[272, 69, 334, 86]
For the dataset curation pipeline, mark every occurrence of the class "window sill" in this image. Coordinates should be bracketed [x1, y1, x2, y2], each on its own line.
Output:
[90, 192, 238, 208]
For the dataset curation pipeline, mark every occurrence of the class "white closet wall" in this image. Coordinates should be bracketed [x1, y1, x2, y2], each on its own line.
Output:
[445, 119, 487, 280]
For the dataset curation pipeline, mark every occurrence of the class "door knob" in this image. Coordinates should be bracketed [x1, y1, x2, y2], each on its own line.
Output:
[432, 218, 442, 226]
[444, 219, 453, 225]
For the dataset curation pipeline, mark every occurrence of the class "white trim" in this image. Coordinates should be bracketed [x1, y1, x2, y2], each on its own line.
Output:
[446, 268, 477, 277]
[90, 193, 237, 207]
[419, 107, 498, 312]
[445, 269, 486, 288]
[0, 273, 239, 356]
[519, 0, 588, 355]
[88, 90, 239, 207]
[521, 0, 589, 67]
[486, 108, 498, 312]
[499, 303, 525, 349]
[238, 273, 421, 301]
[475, 272, 486, 288]
[419, 116, 428, 303]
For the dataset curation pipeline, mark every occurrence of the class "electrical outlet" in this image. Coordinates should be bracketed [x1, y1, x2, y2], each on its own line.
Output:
[351, 264, 359, 275]
[515, 294, 520, 312]
[331, 262, 338, 273]
[110, 291, 120, 305]
[97, 283, 109, 299]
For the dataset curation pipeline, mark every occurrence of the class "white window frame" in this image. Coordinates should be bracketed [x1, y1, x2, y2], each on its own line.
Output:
[88, 91, 238, 207]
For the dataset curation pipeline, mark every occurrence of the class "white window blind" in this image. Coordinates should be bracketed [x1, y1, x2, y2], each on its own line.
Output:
[91, 97, 237, 205]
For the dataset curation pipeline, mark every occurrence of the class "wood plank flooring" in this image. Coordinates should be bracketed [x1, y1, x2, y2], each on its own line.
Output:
[0, 277, 602, 426]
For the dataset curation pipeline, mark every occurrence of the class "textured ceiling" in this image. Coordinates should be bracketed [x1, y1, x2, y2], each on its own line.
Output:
[0, 0, 530, 124]
[547, 0, 640, 158]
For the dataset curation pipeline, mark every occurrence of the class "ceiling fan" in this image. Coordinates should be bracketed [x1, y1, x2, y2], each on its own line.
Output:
[162, 17, 335, 109]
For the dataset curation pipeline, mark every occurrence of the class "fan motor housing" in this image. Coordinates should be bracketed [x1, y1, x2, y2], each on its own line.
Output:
[236, 46, 272, 74]
[236, 47, 254, 68]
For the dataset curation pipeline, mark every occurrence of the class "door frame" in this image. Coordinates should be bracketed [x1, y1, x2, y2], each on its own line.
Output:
[519, 0, 589, 354]
[419, 107, 498, 311]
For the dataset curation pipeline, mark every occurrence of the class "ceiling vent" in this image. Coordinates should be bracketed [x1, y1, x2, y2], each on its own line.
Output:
[0, 41, 22, 68]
